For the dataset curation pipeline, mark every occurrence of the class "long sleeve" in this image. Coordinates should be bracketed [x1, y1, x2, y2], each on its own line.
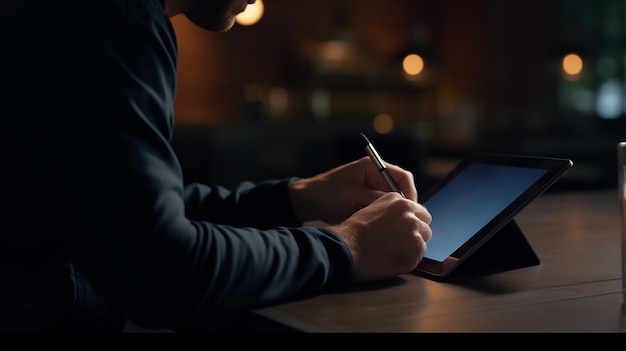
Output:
[0, 0, 353, 331]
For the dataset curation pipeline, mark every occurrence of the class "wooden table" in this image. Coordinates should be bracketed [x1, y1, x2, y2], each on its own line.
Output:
[251, 190, 626, 332]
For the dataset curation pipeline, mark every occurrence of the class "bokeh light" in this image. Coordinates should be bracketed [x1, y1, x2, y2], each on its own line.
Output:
[236, 0, 264, 26]
[402, 54, 425, 77]
[373, 113, 394, 134]
[562, 53, 583, 79]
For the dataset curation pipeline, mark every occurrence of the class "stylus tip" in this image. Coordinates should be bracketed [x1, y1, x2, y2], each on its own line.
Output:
[360, 132, 370, 145]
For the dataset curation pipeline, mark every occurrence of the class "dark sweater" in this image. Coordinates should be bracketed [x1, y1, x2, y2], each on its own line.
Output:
[0, 0, 352, 332]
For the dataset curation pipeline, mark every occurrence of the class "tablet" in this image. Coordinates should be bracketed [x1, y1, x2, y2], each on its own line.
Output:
[414, 152, 573, 279]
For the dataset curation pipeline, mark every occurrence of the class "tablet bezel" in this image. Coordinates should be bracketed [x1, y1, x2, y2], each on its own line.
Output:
[414, 152, 573, 279]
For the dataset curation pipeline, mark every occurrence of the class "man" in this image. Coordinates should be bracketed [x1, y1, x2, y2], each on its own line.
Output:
[0, 0, 432, 332]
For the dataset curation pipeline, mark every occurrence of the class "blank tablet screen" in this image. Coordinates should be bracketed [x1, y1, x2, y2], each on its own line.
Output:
[423, 163, 547, 262]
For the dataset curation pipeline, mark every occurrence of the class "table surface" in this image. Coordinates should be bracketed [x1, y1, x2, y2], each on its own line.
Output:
[252, 190, 626, 332]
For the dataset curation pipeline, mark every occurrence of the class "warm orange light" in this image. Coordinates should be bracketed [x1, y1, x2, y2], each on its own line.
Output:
[373, 114, 394, 134]
[236, 0, 264, 26]
[402, 54, 425, 76]
[562, 53, 583, 76]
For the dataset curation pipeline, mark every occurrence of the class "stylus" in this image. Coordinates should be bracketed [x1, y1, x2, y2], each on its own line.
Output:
[360, 132, 406, 198]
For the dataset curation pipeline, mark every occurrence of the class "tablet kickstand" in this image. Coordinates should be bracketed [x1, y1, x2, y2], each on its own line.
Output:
[450, 219, 540, 277]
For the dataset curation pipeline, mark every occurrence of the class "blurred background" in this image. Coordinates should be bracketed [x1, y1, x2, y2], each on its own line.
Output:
[169, 0, 626, 193]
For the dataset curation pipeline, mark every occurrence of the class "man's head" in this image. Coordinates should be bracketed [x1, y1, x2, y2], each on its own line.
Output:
[165, 0, 255, 32]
